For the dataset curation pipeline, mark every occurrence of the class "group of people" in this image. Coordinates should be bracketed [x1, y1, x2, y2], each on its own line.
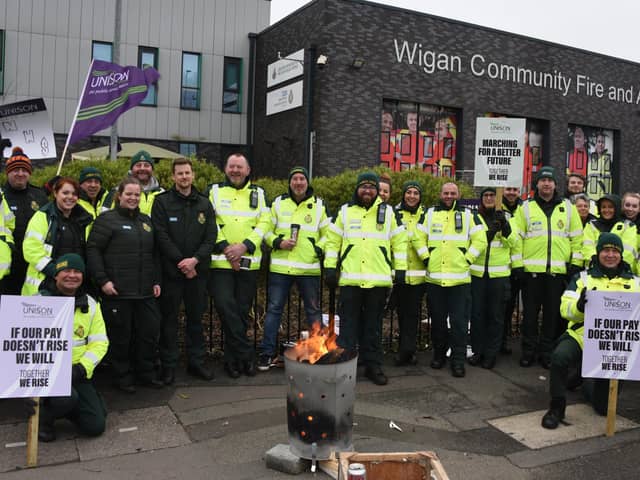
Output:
[2, 142, 635, 440]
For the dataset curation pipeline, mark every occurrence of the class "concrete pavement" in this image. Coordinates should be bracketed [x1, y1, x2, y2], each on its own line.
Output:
[2, 347, 640, 479]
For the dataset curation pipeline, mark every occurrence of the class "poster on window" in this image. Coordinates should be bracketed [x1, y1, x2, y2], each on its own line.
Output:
[567, 125, 614, 200]
[379, 101, 458, 177]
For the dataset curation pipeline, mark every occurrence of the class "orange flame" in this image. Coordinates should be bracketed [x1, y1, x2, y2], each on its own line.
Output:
[284, 322, 340, 364]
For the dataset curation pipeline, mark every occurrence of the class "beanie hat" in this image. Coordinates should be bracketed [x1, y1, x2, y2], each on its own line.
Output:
[480, 186, 497, 198]
[535, 166, 557, 184]
[596, 232, 623, 254]
[79, 166, 102, 184]
[130, 150, 154, 169]
[6, 147, 32, 174]
[356, 171, 379, 190]
[54, 253, 86, 276]
[288, 166, 309, 183]
[402, 180, 422, 195]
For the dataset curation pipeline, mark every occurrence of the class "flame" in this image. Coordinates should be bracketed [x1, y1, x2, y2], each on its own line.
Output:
[285, 322, 340, 364]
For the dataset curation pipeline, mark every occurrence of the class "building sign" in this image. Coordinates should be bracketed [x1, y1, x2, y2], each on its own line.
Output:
[0, 98, 57, 159]
[267, 49, 304, 88]
[379, 100, 458, 176]
[0, 296, 75, 399]
[393, 39, 640, 106]
[582, 290, 640, 381]
[266, 80, 303, 116]
[567, 124, 615, 200]
[474, 117, 526, 187]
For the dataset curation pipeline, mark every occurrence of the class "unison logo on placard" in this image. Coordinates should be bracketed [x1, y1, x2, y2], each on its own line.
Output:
[22, 302, 54, 318]
[602, 296, 632, 311]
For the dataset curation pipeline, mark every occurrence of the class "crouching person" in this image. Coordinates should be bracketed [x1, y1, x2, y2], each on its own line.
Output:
[25, 254, 109, 441]
[542, 233, 639, 429]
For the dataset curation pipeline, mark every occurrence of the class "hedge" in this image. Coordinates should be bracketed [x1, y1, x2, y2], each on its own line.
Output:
[2, 158, 473, 214]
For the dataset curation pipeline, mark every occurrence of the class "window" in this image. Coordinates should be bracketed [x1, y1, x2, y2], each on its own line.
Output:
[0, 30, 4, 94]
[223, 57, 242, 113]
[181, 52, 201, 110]
[179, 143, 197, 156]
[138, 46, 158, 106]
[92, 41, 113, 62]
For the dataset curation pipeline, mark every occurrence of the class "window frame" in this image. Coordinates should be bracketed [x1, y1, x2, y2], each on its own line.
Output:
[138, 46, 159, 106]
[180, 51, 201, 110]
[0, 30, 5, 95]
[222, 57, 243, 114]
[92, 40, 113, 62]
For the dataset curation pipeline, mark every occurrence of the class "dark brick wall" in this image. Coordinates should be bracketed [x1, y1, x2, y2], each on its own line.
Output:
[255, 0, 640, 192]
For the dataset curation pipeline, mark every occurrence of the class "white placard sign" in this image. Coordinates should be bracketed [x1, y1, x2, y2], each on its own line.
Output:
[0, 295, 75, 398]
[267, 49, 304, 88]
[266, 80, 304, 116]
[473, 117, 526, 187]
[0, 98, 57, 159]
[582, 290, 640, 380]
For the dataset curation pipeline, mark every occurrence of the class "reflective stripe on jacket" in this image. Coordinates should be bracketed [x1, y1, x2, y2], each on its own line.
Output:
[582, 220, 637, 272]
[470, 215, 520, 279]
[395, 205, 427, 285]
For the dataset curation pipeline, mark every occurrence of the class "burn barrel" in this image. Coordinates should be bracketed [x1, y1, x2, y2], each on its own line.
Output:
[284, 350, 358, 460]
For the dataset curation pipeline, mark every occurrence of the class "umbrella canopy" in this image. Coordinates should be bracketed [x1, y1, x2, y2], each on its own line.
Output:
[71, 142, 182, 161]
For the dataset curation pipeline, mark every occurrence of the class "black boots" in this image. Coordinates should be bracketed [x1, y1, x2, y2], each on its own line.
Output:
[541, 397, 566, 429]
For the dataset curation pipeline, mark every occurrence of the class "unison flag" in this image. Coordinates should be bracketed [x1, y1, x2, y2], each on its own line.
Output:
[67, 60, 159, 146]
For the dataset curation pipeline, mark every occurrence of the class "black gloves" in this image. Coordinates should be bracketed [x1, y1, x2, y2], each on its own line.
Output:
[324, 268, 337, 289]
[494, 210, 511, 237]
[577, 288, 587, 312]
[423, 257, 429, 270]
[512, 267, 525, 282]
[72, 363, 86, 383]
[394, 270, 406, 285]
[567, 264, 582, 279]
[22, 398, 37, 418]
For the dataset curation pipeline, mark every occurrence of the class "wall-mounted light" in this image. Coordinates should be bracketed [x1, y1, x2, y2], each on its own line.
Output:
[351, 58, 365, 69]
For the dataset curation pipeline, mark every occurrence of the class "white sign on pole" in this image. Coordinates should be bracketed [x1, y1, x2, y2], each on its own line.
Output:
[582, 290, 640, 381]
[0, 98, 58, 159]
[267, 49, 304, 88]
[473, 117, 526, 187]
[266, 80, 304, 116]
[0, 295, 75, 398]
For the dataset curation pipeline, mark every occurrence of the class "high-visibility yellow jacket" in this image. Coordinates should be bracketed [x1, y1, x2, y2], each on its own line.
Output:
[470, 214, 520, 279]
[264, 189, 330, 276]
[413, 202, 487, 287]
[104, 183, 164, 216]
[208, 180, 270, 270]
[512, 196, 583, 273]
[395, 204, 427, 285]
[583, 219, 637, 271]
[0, 195, 14, 279]
[561, 267, 640, 349]
[325, 197, 407, 288]
[77, 188, 110, 219]
[22, 204, 92, 295]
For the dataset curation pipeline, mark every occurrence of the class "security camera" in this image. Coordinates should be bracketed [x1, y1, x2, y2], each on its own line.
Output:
[316, 55, 328, 68]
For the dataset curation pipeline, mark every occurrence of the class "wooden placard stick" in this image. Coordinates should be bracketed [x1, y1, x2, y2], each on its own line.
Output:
[495, 187, 504, 211]
[606, 379, 618, 437]
[26, 397, 40, 467]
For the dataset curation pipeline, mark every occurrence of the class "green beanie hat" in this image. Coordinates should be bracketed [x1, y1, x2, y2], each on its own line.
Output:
[479, 186, 497, 198]
[356, 171, 379, 190]
[535, 166, 557, 184]
[596, 232, 623, 254]
[54, 253, 86, 275]
[402, 180, 422, 195]
[130, 150, 154, 169]
[79, 166, 102, 184]
[288, 166, 309, 183]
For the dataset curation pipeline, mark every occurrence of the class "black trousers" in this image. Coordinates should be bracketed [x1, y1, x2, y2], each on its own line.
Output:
[471, 275, 509, 360]
[159, 274, 208, 369]
[521, 273, 566, 360]
[425, 283, 470, 367]
[210, 269, 257, 364]
[550, 333, 611, 415]
[42, 380, 107, 437]
[395, 283, 425, 355]
[102, 297, 161, 385]
[337, 286, 388, 368]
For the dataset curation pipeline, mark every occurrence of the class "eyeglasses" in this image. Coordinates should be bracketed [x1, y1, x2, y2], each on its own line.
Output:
[358, 184, 377, 190]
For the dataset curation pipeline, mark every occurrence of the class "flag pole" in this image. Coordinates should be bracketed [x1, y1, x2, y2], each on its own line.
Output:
[56, 59, 95, 176]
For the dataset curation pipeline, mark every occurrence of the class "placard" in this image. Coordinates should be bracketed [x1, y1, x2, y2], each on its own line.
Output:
[0, 98, 57, 159]
[474, 117, 526, 187]
[0, 295, 75, 398]
[582, 290, 640, 380]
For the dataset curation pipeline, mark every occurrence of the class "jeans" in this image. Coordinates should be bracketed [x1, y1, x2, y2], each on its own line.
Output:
[260, 272, 321, 356]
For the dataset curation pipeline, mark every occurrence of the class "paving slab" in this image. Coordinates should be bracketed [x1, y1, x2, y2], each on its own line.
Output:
[177, 398, 284, 426]
[169, 385, 286, 412]
[489, 402, 639, 449]
[355, 400, 458, 432]
[76, 406, 190, 461]
[359, 385, 474, 416]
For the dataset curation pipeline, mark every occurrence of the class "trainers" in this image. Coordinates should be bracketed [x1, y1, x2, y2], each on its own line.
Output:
[258, 354, 273, 372]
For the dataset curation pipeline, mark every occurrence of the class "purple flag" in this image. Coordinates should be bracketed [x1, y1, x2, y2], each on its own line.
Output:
[67, 60, 159, 146]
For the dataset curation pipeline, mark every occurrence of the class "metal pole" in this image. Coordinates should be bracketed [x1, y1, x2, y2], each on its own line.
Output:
[110, 0, 122, 161]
